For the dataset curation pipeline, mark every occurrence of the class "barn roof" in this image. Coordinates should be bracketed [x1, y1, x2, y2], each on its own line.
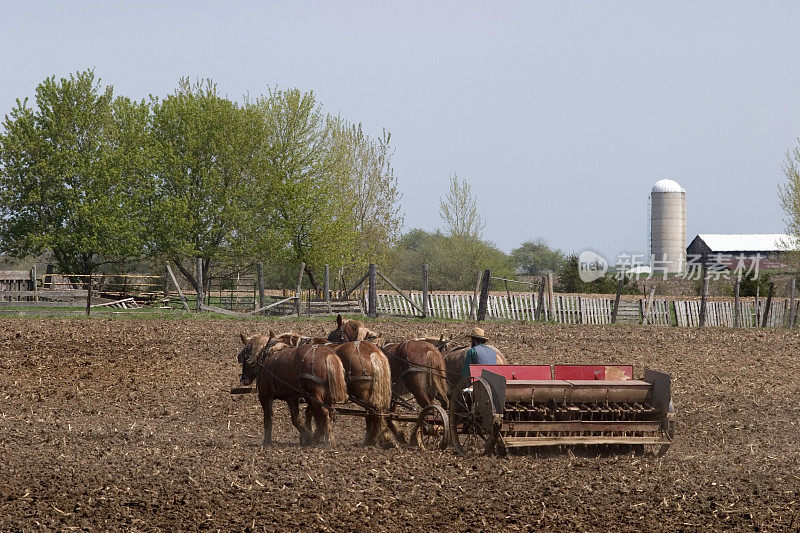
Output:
[693, 234, 798, 252]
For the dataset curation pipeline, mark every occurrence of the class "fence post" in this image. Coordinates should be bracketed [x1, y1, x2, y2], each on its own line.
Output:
[324, 264, 331, 314]
[85, 272, 92, 316]
[166, 264, 190, 311]
[535, 275, 546, 321]
[163, 266, 170, 301]
[470, 271, 480, 320]
[295, 262, 305, 317]
[789, 277, 796, 329]
[547, 272, 555, 320]
[196, 257, 204, 312]
[761, 282, 774, 328]
[30, 265, 38, 302]
[422, 263, 429, 318]
[733, 274, 741, 328]
[698, 254, 709, 328]
[256, 262, 266, 310]
[44, 264, 54, 288]
[368, 264, 377, 318]
[643, 286, 655, 325]
[611, 277, 623, 324]
[476, 269, 491, 322]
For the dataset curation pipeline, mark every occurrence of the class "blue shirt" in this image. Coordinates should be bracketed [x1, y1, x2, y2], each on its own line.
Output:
[463, 344, 498, 377]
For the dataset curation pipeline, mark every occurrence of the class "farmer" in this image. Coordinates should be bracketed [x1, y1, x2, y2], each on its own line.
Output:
[462, 326, 499, 378]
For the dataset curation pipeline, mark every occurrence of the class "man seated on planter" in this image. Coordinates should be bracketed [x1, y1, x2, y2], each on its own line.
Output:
[462, 327, 499, 378]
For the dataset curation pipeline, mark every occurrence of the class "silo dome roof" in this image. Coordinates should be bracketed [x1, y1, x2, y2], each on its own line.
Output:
[651, 179, 685, 193]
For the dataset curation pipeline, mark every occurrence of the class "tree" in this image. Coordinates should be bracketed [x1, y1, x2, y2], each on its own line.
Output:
[511, 239, 565, 275]
[386, 229, 515, 290]
[0, 69, 151, 277]
[780, 141, 800, 264]
[148, 78, 264, 292]
[251, 88, 359, 289]
[555, 254, 637, 294]
[340, 124, 403, 268]
[438, 173, 485, 239]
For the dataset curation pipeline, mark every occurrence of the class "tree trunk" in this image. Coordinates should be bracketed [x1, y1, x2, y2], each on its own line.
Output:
[202, 258, 212, 294]
[174, 259, 199, 292]
[174, 257, 212, 294]
[304, 264, 321, 291]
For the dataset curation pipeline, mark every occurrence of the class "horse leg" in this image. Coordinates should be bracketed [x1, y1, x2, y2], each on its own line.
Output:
[304, 404, 313, 435]
[408, 374, 434, 410]
[260, 396, 274, 446]
[363, 413, 378, 446]
[385, 397, 407, 445]
[370, 412, 396, 449]
[310, 401, 334, 447]
[286, 398, 311, 445]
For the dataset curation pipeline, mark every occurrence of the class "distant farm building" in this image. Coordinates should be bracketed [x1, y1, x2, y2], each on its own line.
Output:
[686, 234, 798, 269]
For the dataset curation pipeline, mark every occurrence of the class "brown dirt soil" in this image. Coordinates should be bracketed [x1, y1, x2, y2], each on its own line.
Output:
[1, 317, 800, 532]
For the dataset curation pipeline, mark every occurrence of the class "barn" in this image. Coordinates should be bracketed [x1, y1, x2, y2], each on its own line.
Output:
[686, 234, 798, 269]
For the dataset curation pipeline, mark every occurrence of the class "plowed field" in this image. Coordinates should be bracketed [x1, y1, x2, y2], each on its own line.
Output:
[2, 317, 799, 531]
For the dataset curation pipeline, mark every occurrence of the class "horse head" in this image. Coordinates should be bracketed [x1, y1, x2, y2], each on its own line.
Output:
[328, 314, 381, 344]
[237, 330, 285, 385]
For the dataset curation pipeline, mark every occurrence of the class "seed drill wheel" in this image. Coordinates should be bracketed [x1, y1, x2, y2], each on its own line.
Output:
[411, 404, 450, 451]
[657, 401, 676, 457]
[449, 377, 498, 457]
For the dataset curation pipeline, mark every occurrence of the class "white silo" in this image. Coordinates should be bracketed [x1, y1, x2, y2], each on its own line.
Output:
[649, 179, 686, 273]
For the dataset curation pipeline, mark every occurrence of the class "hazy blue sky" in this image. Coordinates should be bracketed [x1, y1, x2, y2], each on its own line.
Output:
[2, 1, 799, 261]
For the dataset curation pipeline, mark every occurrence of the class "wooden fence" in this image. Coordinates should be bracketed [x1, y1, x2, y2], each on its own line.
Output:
[371, 291, 800, 328]
[3, 266, 799, 328]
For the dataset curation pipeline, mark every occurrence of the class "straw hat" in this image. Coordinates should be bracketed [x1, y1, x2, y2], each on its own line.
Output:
[468, 326, 488, 341]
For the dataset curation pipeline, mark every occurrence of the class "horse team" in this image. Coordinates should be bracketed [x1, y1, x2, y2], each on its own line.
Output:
[235, 314, 507, 448]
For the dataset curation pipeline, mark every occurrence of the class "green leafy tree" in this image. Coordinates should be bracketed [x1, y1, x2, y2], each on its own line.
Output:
[386, 229, 515, 291]
[780, 141, 800, 264]
[148, 78, 264, 292]
[340, 124, 403, 269]
[438, 173, 485, 239]
[555, 254, 637, 294]
[252, 88, 358, 289]
[511, 239, 565, 275]
[737, 271, 772, 297]
[0, 69, 151, 277]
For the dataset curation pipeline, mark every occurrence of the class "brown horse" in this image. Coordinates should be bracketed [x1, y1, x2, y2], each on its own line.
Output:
[327, 316, 448, 444]
[333, 341, 394, 447]
[237, 332, 348, 446]
[380, 340, 449, 407]
[378, 340, 449, 443]
[276, 330, 395, 447]
[423, 336, 508, 392]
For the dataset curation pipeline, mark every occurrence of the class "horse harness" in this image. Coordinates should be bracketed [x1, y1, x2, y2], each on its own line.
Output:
[252, 343, 340, 414]
[383, 340, 444, 382]
[298, 344, 328, 386]
[345, 340, 373, 385]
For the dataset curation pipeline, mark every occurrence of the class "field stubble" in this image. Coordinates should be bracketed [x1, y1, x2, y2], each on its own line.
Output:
[1, 317, 799, 531]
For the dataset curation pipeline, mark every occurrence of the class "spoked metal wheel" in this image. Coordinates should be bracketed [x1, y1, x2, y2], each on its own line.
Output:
[449, 377, 498, 457]
[411, 404, 450, 451]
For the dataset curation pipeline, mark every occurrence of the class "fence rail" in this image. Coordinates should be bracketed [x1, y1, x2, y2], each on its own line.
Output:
[370, 291, 800, 328]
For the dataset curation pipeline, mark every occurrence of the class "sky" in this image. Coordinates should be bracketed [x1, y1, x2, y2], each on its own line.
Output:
[2, 1, 799, 262]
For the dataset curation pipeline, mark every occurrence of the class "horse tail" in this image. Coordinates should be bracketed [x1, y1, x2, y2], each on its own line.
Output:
[325, 353, 349, 405]
[427, 348, 450, 408]
[368, 349, 392, 412]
